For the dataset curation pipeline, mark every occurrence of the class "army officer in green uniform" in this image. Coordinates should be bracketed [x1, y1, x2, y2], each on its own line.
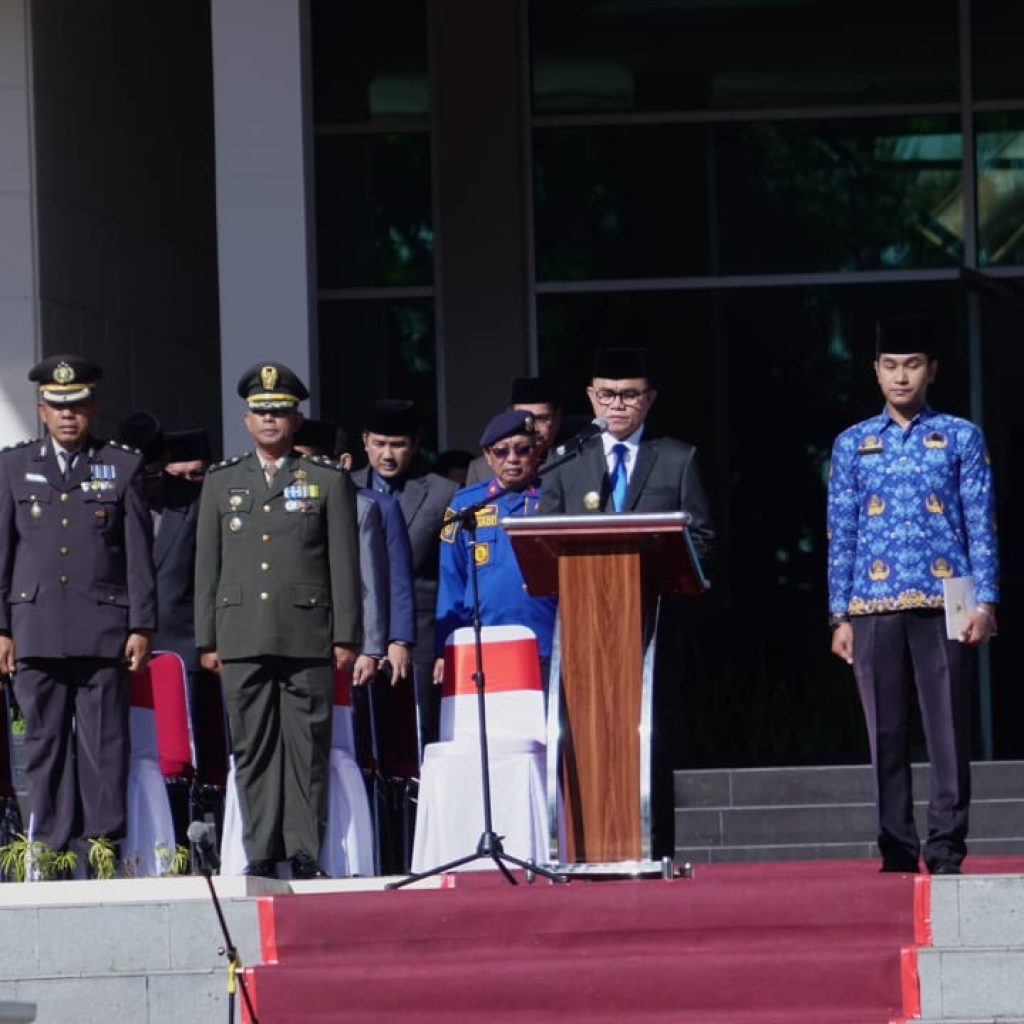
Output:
[194, 363, 361, 878]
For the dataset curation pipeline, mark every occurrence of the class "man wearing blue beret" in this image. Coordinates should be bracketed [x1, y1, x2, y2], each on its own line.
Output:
[433, 410, 557, 685]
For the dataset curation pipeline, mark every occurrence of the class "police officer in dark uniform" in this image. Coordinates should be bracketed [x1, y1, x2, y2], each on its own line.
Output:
[194, 363, 361, 878]
[0, 355, 156, 860]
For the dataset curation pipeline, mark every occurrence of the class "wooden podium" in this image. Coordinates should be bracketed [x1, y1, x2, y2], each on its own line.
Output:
[503, 512, 706, 869]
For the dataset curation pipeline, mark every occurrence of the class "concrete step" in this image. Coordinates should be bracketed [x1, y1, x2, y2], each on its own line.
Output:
[677, 837, 1024, 865]
[675, 761, 1024, 809]
[929, 874, 1024, 948]
[916, 946, 1024, 1020]
[675, 798, 1024, 853]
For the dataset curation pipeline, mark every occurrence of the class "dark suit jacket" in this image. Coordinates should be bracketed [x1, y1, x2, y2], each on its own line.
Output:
[359, 489, 416, 647]
[539, 434, 715, 565]
[352, 468, 457, 660]
[0, 436, 157, 658]
[152, 473, 202, 669]
[194, 451, 361, 660]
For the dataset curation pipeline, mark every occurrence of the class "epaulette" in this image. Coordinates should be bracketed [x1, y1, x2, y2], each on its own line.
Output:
[106, 440, 142, 456]
[0, 439, 34, 454]
[301, 453, 343, 471]
[207, 452, 250, 474]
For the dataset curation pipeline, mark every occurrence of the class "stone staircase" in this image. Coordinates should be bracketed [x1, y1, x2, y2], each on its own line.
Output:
[906, 872, 1024, 1024]
[674, 761, 1024, 864]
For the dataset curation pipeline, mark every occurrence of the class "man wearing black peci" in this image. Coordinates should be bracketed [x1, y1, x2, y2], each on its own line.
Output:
[540, 347, 715, 861]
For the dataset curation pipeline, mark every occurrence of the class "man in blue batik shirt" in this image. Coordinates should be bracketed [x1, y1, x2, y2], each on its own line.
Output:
[433, 410, 557, 684]
[827, 315, 998, 876]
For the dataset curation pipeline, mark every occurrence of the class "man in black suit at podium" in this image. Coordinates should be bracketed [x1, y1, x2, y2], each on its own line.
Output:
[540, 347, 715, 861]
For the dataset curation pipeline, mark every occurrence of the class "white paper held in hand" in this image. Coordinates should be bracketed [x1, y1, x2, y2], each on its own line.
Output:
[943, 576, 976, 640]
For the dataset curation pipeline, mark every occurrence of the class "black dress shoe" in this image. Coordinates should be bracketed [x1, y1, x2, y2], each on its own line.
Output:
[244, 859, 278, 878]
[880, 860, 920, 874]
[290, 852, 328, 880]
[929, 862, 962, 875]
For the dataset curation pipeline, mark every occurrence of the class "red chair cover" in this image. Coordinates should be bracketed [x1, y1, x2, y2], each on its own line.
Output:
[131, 652, 195, 780]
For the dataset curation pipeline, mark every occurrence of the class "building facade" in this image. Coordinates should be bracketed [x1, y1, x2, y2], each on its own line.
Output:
[2, 0, 1022, 763]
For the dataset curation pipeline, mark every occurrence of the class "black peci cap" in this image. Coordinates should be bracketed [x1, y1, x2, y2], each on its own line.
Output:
[591, 347, 652, 382]
[293, 418, 340, 457]
[364, 399, 420, 438]
[164, 429, 211, 464]
[118, 410, 166, 463]
[509, 376, 560, 407]
[875, 316, 934, 358]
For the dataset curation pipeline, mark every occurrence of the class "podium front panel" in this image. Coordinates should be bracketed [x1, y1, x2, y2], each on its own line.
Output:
[557, 549, 645, 862]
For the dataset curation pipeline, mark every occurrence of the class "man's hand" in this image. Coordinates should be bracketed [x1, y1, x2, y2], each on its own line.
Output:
[124, 631, 153, 674]
[333, 643, 358, 673]
[385, 642, 411, 682]
[432, 656, 444, 686]
[0, 635, 14, 676]
[959, 606, 995, 646]
[352, 653, 378, 686]
[830, 622, 854, 665]
[199, 650, 223, 674]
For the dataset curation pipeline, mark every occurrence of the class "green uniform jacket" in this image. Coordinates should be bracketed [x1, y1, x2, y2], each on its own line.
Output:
[194, 450, 361, 660]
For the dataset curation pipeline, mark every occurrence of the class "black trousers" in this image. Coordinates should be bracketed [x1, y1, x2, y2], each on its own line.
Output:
[851, 610, 973, 870]
[220, 657, 333, 863]
[14, 658, 129, 851]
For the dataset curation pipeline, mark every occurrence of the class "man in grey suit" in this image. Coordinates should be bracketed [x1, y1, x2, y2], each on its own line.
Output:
[540, 347, 715, 860]
[0, 356, 156, 862]
[352, 400, 457, 752]
[194, 363, 361, 878]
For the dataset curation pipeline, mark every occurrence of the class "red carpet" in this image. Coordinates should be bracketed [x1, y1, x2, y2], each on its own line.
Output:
[243, 857, 1024, 1024]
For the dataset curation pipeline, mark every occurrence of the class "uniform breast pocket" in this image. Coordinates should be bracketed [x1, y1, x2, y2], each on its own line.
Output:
[86, 492, 121, 530]
[301, 503, 325, 540]
[13, 484, 50, 527]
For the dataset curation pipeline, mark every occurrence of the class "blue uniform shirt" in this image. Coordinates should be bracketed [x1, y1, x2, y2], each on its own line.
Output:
[827, 404, 999, 617]
[435, 478, 557, 656]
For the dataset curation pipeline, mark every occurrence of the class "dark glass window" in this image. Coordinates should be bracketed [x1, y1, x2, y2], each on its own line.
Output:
[530, 0, 959, 114]
[311, 0, 429, 122]
[315, 133, 434, 289]
[538, 282, 969, 766]
[319, 299, 438, 455]
[534, 117, 963, 280]
[972, 0, 1024, 101]
[976, 112, 1024, 267]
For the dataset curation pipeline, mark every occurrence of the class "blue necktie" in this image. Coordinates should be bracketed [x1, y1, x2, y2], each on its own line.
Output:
[610, 443, 629, 512]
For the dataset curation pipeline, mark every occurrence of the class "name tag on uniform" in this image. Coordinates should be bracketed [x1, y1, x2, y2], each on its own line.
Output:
[24, 472, 47, 483]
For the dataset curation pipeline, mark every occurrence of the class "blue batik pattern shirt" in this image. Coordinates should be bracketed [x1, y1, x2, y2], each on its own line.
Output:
[827, 405, 998, 617]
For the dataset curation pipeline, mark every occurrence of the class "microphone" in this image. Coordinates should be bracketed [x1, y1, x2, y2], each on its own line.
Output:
[187, 819, 221, 872]
[553, 417, 608, 458]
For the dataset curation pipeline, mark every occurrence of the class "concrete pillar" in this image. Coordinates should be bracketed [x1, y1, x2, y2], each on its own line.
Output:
[0, 0, 39, 443]
[210, 0, 316, 455]
[431, 0, 531, 449]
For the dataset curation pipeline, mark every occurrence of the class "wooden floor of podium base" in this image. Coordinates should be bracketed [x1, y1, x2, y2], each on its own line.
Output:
[544, 858, 691, 880]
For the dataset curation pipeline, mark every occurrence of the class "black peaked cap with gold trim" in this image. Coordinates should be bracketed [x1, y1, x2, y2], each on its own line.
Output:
[29, 355, 103, 405]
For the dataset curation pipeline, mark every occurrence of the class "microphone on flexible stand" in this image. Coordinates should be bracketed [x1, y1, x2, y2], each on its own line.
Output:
[553, 417, 608, 458]
[187, 819, 221, 872]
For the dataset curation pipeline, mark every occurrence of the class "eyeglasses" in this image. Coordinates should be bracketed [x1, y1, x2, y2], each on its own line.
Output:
[489, 443, 534, 460]
[590, 387, 649, 407]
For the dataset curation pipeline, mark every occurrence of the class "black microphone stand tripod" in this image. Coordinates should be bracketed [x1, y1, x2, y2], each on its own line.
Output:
[387, 428, 603, 890]
[189, 821, 260, 1024]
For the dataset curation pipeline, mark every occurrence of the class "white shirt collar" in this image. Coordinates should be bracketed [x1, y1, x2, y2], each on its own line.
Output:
[601, 426, 644, 458]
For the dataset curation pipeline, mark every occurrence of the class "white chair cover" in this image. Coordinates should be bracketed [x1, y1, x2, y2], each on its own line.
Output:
[411, 625, 551, 872]
[320, 672, 374, 877]
[122, 700, 177, 877]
